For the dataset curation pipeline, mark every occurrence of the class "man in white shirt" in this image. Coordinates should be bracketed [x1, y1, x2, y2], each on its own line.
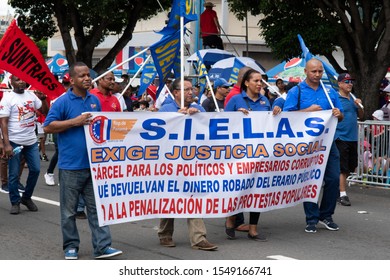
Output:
[113, 76, 127, 111]
[0, 75, 48, 214]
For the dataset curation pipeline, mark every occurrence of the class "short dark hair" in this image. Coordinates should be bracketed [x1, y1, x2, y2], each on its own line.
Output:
[69, 62, 88, 78]
[171, 77, 191, 91]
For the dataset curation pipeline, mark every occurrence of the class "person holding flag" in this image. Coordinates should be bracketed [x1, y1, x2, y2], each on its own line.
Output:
[335, 73, 364, 206]
[283, 58, 344, 233]
[157, 77, 218, 251]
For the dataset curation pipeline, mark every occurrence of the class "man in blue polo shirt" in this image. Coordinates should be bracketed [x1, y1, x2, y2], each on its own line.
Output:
[157, 78, 218, 251]
[335, 73, 364, 206]
[283, 58, 344, 233]
[44, 62, 122, 260]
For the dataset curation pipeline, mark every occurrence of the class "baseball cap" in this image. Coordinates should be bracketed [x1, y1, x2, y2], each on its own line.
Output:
[115, 76, 124, 83]
[337, 73, 354, 82]
[383, 84, 390, 93]
[372, 109, 384, 121]
[214, 78, 232, 88]
[62, 73, 70, 83]
[204, 2, 215, 7]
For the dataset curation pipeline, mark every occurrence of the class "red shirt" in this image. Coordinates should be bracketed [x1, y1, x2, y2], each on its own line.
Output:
[224, 84, 241, 107]
[200, 9, 219, 37]
[90, 88, 121, 112]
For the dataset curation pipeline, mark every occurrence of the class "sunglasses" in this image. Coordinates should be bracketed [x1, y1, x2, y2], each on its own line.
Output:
[342, 80, 355, 84]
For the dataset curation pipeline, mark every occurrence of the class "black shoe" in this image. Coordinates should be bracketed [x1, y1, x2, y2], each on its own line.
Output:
[305, 223, 317, 233]
[338, 195, 351, 206]
[20, 197, 38, 211]
[247, 232, 267, 241]
[225, 222, 236, 239]
[42, 154, 49, 161]
[319, 218, 339, 231]
[75, 211, 87, 219]
[1, 184, 9, 193]
[18, 182, 25, 193]
[10, 203, 20, 214]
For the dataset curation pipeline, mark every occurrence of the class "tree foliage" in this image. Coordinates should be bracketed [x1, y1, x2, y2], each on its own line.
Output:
[227, 0, 390, 117]
[9, 0, 172, 72]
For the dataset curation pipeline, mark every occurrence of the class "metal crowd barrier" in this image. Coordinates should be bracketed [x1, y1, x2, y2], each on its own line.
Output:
[347, 120, 390, 187]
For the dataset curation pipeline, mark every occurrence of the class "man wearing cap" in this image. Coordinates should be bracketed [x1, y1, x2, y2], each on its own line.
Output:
[380, 83, 390, 120]
[283, 58, 344, 234]
[202, 78, 232, 112]
[200, 2, 224, 50]
[112, 76, 128, 112]
[334, 73, 364, 206]
[90, 71, 121, 112]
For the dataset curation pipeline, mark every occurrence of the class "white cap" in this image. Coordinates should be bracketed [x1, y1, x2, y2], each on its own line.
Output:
[383, 84, 390, 93]
[372, 109, 384, 120]
[115, 76, 124, 83]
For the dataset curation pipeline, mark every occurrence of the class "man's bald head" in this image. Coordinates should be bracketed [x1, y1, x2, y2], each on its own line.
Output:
[237, 66, 252, 86]
[304, 58, 324, 87]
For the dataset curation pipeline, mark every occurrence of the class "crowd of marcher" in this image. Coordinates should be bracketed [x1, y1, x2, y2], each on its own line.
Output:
[1, 9, 390, 258]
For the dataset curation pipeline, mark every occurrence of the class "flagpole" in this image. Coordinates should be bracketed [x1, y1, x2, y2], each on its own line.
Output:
[180, 16, 185, 108]
[118, 55, 152, 98]
[205, 75, 220, 112]
[350, 92, 364, 109]
[92, 48, 149, 83]
[320, 80, 334, 109]
[261, 79, 281, 97]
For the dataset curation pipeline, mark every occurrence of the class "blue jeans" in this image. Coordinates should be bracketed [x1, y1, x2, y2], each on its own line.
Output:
[304, 141, 340, 224]
[59, 169, 112, 257]
[77, 194, 85, 212]
[8, 142, 40, 205]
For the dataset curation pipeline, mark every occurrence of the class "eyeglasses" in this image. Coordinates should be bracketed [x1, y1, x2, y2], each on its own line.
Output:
[222, 86, 230, 89]
[342, 80, 355, 84]
[175, 87, 193, 92]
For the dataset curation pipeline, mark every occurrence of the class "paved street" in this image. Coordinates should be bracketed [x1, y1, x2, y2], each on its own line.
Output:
[0, 143, 390, 260]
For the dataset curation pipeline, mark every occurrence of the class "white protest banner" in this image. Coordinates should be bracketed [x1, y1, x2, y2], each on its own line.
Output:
[84, 111, 337, 226]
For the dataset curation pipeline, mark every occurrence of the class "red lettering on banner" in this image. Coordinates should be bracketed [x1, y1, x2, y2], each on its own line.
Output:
[126, 164, 151, 177]
[96, 165, 124, 179]
[205, 198, 219, 214]
[280, 184, 318, 204]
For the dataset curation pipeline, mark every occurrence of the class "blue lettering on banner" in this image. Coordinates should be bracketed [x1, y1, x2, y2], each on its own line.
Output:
[138, 117, 327, 141]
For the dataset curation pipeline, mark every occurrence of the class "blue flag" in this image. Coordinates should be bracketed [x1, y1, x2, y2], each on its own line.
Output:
[196, 51, 209, 103]
[157, 0, 198, 36]
[138, 57, 157, 97]
[149, 30, 181, 97]
[297, 34, 339, 90]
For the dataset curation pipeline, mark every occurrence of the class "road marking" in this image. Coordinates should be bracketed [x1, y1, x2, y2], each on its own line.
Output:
[1, 191, 60, 206]
[267, 255, 298, 260]
[31, 196, 60, 206]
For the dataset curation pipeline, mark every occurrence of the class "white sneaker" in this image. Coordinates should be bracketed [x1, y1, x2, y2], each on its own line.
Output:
[44, 173, 56, 186]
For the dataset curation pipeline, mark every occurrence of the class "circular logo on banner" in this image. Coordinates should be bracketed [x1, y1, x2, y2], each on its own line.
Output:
[90, 115, 108, 144]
